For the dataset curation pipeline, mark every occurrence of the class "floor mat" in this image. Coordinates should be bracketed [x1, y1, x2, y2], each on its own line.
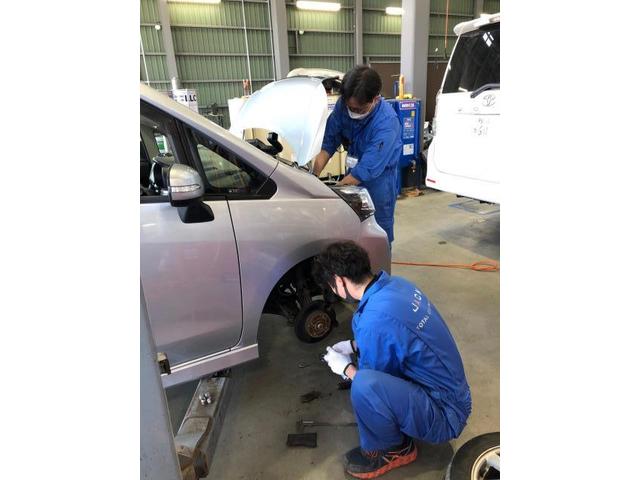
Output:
[449, 199, 500, 215]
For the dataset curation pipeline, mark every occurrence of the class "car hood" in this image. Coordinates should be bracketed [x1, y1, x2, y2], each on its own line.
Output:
[229, 77, 328, 166]
[287, 67, 344, 80]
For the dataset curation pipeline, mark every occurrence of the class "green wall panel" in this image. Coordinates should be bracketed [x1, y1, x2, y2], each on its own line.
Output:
[289, 56, 354, 73]
[286, 3, 354, 76]
[430, 0, 473, 14]
[140, 56, 169, 83]
[484, 0, 500, 14]
[296, 32, 352, 54]
[169, 2, 270, 28]
[430, 14, 474, 35]
[140, 26, 165, 53]
[176, 56, 273, 81]
[140, 0, 160, 23]
[428, 37, 454, 58]
[363, 0, 401, 8]
[141, 0, 275, 121]
[172, 28, 272, 55]
[363, 35, 399, 56]
[366, 56, 401, 62]
[287, 9, 354, 32]
[363, 10, 401, 33]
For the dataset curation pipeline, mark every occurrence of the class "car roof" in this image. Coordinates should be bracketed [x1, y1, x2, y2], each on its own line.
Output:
[453, 12, 500, 36]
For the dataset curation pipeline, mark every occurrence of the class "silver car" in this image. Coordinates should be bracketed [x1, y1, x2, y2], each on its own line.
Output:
[140, 79, 390, 387]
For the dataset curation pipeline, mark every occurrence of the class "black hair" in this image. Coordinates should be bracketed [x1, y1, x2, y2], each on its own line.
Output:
[312, 241, 373, 291]
[340, 65, 382, 104]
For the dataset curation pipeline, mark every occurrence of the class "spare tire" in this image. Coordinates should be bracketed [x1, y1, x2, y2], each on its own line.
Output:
[445, 432, 500, 480]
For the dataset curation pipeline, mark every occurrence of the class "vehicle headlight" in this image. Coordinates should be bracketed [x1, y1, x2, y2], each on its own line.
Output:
[332, 185, 375, 221]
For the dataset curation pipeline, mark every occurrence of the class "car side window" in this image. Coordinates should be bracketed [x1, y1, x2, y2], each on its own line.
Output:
[186, 128, 269, 196]
[140, 101, 183, 200]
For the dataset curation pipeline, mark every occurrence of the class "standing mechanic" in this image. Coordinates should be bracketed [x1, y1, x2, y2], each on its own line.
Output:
[312, 66, 402, 244]
[313, 241, 472, 479]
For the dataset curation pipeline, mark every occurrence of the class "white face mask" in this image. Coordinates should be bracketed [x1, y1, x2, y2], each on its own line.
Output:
[347, 108, 371, 120]
[347, 98, 377, 120]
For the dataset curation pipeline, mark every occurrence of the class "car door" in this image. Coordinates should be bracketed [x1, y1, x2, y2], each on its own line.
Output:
[432, 22, 500, 184]
[140, 100, 243, 368]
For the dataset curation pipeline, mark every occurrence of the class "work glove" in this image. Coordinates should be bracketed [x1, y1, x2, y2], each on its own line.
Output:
[332, 339, 356, 356]
[323, 346, 353, 379]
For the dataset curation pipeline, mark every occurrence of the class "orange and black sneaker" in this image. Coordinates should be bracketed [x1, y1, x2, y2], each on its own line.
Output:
[344, 438, 417, 479]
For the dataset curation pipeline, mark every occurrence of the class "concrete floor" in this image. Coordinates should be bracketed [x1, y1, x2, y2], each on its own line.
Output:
[167, 189, 499, 479]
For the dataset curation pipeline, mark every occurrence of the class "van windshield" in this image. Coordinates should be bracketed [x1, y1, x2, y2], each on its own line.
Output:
[443, 23, 500, 94]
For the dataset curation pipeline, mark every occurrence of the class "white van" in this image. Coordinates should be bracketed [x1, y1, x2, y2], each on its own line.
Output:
[426, 13, 500, 203]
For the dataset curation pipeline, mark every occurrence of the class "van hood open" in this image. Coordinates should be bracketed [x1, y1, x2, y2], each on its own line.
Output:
[229, 77, 329, 166]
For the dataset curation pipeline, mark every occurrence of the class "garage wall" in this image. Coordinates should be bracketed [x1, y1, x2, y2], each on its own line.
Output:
[140, 0, 171, 91]
[364, 0, 480, 64]
[140, 0, 499, 126]
[484, 0, 500, 14]
[286, 0, 355, 73]
[140, 0, 275, 127]
[363, 0, 401, 62]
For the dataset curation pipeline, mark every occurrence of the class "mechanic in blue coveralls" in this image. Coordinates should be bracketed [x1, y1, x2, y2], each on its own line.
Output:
[312, 66, 402, 244]
[313, 241, 472, 479]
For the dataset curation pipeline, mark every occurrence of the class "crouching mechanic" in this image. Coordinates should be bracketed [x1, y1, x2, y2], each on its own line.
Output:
[313, 241, 472, 479]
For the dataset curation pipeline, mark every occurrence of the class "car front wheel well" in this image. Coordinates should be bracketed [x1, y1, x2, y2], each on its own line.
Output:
[262, 257, 339, 343]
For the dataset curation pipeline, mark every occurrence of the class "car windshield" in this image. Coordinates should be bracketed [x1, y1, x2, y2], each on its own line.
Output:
[443, 23, 500, 94]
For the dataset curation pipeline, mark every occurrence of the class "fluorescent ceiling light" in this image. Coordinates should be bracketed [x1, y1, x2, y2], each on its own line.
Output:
[168, 0, 221, 4]
[385, 7, 403, 15]
[296, 1, 341, 12]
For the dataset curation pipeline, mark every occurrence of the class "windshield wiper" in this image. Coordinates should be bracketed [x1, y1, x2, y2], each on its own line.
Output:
[470, 83, 500, 98]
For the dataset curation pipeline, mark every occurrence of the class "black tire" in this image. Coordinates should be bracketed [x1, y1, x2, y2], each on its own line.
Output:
[445, 432, 500, 480]
[294, 300, 336, 343]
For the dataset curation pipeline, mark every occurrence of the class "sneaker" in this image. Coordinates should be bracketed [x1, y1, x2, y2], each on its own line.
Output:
[344, 438, 417, 479]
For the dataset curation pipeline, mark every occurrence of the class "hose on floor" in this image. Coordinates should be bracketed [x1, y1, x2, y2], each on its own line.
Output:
[391, 260, 499, 272]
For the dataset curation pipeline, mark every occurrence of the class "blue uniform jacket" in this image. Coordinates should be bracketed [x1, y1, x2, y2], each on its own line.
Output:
[321, 98, 402, 242]
[352, 272, 472, 420]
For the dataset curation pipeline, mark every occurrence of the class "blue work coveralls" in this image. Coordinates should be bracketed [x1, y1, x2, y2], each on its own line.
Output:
[321, 98, 402, 243]
[350, 272, 472, 451]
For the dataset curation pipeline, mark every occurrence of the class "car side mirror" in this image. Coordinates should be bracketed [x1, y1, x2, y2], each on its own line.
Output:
[167, 164, 215, 224]
[167, 164, 204, 207]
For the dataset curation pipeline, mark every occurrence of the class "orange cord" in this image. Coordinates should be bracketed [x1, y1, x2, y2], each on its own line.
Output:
[392, 260, 499, 272]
